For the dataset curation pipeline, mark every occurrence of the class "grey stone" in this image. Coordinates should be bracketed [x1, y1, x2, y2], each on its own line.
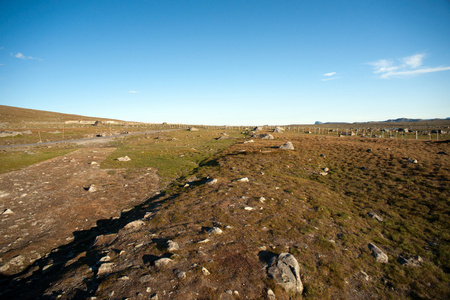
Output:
[166, 240, 179, 252]
[97, 263, 114, 275]
[273, 126, 285, 133]
[208, 227, 223, 235]
[154, 258, 173, 269]
[368, 243, 388, 263]
[124, 220, 145, 230]
[399, 255, 422, 267]
[206, 178, 218, 185]
[117, 156, 131, 162]
[279, 141, 294, 150]
[267, 253, 303, 294]
[368, 211, 383, 222]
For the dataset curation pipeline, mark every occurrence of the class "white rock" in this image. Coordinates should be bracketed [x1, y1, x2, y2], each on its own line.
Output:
[166, 240, 180, 252]
[368, 243, 388, 263]
[267, 253, 303, 294]
[208, 227, 223, 235]
[201, 267, 210, 275]
[99, 255, 111, 262]
[267, 288, 276, 300]
[117, 156, 131, 162]
[0, 191, 10, 198]
[244, 206, 254, 211]
[243, 139, 254, 143]
[206, 178, 218, 185]
[279, 141, 294, 150]
[97, 263, 114, 275]
[2, 208, 14, 215]
[154, 258, 173, 269]
[237, 177, 249, 182]
[88, 185, 97, 193]
[124, 220, 145, 230]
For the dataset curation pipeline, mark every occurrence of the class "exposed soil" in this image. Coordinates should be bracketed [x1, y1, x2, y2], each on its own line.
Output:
[0, 134, 448, 300]
[0, 147, 159, 275]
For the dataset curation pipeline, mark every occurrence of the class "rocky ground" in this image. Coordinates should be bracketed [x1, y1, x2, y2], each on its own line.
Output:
[0, 132, 449, 300]
[0, 147, 159, 276]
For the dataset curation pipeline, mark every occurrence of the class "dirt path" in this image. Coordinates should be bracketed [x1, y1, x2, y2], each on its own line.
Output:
[0, 147, 159, 275]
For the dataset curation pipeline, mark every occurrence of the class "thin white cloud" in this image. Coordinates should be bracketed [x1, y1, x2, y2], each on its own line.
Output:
[369, 53, 450, 79]
[13, 52, 42, 60]
[403, 54, 424, 68]
[321, 71, 339, 81]
[128, 90, 139, 94]
[380, 66, 450, 79]
[323, 72, 336, 77]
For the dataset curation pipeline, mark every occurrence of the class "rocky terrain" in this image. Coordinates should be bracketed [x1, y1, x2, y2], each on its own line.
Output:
[0, 107, 449, 299]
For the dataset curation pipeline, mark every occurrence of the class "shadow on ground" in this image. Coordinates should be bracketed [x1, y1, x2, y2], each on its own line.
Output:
[0, 191, 168, 300]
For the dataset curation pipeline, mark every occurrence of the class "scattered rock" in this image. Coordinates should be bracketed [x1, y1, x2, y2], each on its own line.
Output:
[398, 255, 423, 267]
[319, 172, 328, 176]
[368, 243, 388, 263]
[166, 240, 180, 252]
[273, 126, 285, 133]
[174, 269, 186, 279]
[117, 156, 131, 162]
[87, 185, 97, 193]
[97, 263, 114, 275]
[99, 255, 111, 262]
[208, 227, 223, 235]
[267, 253, 303, 294]
[368, 211, 384, 222]
[243, 139, 254, 143]
[236, 177, 249, 182]
[279, 141, 294, 150]
[323, 167, 329, 172]
[253, 126, 263, 131]
[407, 158, 418, 164]
[201, 267, 210, 275]
[0, 191, 10, 198]
[360, 270, 370, 281]
[2, 208, 14, 215]
[139, 275, 153, 283]
[188, 127, 199, 132]
[206, 178, 218, 185]
[267, 288, 276, 300]
[244, 206, 254, 211]
[154, 258, 173, 269]
[260, 134, 274, 140]
[124, 220, 145, 230]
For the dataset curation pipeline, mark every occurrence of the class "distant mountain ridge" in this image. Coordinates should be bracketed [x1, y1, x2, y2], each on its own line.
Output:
[315, 118, 449, 125]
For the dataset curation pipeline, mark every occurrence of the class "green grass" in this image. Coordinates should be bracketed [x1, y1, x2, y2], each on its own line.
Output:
[0, 147, 76, 174]
[101, 129, 243, 185]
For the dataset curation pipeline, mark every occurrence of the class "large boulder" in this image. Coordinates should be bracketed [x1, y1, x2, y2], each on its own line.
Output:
[267, 253, 303, 294]
[273, 126, 285, 133]
[279, 141, 294, 150]
[368, 243, 388, 263]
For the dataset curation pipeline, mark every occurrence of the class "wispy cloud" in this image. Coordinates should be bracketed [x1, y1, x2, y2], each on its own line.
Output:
[321, 72, 339, 81]
[323, 72, 336, 77]
[128, 90, 139, 94]
[369, 53, 450, 78]
[12, 52, 42, 61]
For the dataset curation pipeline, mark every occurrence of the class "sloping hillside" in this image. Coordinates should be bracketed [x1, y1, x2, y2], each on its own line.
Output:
[0, 105, 122, 124]
[1, 130, 448, 299]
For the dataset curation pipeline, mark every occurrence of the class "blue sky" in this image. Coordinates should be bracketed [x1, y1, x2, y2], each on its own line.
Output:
[1, 0, 449, 125]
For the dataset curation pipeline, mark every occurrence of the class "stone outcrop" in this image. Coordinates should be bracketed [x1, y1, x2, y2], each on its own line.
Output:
[279, 141, 294, 150]
[267, 253, 303, 294]
[368, 243, 388, 263]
